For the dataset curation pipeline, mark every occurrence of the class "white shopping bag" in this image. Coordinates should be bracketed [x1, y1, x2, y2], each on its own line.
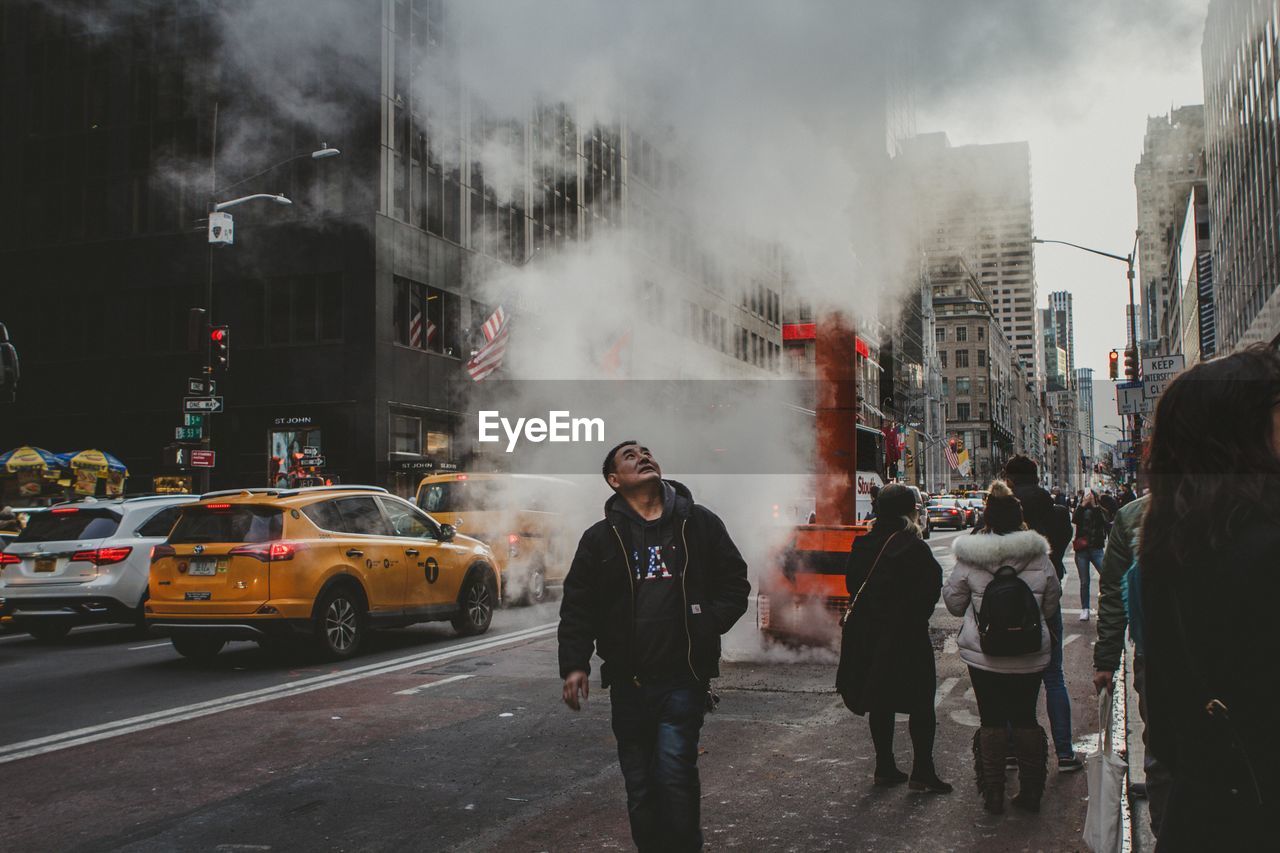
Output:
[1083, 689, 1127, 852]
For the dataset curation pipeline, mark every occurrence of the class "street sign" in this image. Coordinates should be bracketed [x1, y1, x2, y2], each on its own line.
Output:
[1117, 384, 1149, 415]
[186, 377, 216, 395]
[299, 455, 326, 468]
[302, 446, 320, 457]
[190, 450, 216, 468]
[184, 414, 205, 427]
[184, 396, 224, 413]
[1142, 354, 1186, 399]
[174, 426, 202, 440]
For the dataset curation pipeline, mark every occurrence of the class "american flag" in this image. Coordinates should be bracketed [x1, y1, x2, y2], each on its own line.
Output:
[409, 303, 424, 348]
[467, 306, 509, 381]
[944, 442, 960, 470]
[482, 306, 506, 343]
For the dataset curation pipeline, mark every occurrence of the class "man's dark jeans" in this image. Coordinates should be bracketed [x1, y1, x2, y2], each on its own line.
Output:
[609, 678, 707, 852]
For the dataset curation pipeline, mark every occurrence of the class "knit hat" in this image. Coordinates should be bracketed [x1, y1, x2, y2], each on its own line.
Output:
[875, 483, 917, 519]
[982, 480, 1025, 534]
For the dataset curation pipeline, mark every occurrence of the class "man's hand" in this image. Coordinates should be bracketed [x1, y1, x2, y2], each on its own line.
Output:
[562, 670, 590, 711]
[1093, 669, 1114, 694]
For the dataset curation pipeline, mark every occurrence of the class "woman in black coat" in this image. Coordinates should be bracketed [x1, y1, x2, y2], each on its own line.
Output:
[836, 483, 949, 793]
[1139, 345, 1280, 850]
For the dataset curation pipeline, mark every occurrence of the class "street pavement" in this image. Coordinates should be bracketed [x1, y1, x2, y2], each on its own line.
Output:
[1, 529, 1111, 852]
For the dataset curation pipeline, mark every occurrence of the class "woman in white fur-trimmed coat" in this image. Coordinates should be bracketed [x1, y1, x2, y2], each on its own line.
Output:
[943, 480, 1062, 816]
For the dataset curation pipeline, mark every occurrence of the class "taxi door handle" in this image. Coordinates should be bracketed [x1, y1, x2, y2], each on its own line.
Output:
[346, 549, 363, 558]
[404, 548, 420, 556]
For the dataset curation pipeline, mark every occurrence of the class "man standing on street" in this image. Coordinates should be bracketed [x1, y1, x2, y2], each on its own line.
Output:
[1093, 494, 1169, 836]
[559, 441, 751, 851]
[1002, 455, 1080, 771]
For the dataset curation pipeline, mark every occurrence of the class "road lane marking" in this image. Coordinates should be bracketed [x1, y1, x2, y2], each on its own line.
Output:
[934, 676, 958, 707]
[393, 673, 475, 696]
[942, 637, 958, 654]
[1063, 634, 1081, 647]
[0, 622, 557, 765]
[128, 642, 173, 651]
[0, 624, 119, 644]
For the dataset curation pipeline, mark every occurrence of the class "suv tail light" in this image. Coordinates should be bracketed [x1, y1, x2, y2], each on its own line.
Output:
[71, 547, 133, 566]
[151, 544, 176, 562]
[229, 541, 302, 562]
[508, 533, 520, 558]
[0, 552, 20, 566]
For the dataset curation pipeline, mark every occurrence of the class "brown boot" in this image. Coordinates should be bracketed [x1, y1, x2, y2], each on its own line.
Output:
[972, 727, 1006, 814]
[1010, 726, 1048, 813]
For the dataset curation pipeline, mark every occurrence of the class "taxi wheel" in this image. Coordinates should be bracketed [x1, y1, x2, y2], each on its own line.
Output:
[452, 571, 496, 636]
[525, 566, 548, 606]
[172, 636, 226, 662]
[25, 621, 72, 642]
[316, 587, 366, 660]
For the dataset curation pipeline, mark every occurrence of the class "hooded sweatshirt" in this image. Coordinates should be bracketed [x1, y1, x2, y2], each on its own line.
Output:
[943, 529, 1062, 674]
[606, 481, 694, 682]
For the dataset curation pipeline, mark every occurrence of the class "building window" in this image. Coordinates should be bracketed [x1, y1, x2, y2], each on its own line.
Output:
[956, 326, 968, 342]
[956, 402, 971, 421]
[956, 377, 971, 395]
[391, 414, 422, 455]
[936, 327, 946, 342]
[979, 430, 988, 448]
[977, 351, 986, 367]
[956, 349, 969, 368]
[394, 276, 460, 356]
[977, 325, 985, 340]
[941, 377, 949, 397]
[940, 350, 948, 368]
[264, 275, 344, 346]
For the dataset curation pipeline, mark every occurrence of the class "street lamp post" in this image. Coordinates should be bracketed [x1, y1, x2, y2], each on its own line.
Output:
[191, 103, 341, 492]
[1033, 235, 1143, 490]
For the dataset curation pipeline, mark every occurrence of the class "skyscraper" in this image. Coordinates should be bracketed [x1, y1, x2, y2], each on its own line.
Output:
[897, 134, 1041, 374]
[1203, 0, 1280, 349]
[1048, 291, 1075, 381]
[1134, 106, 1205, 344]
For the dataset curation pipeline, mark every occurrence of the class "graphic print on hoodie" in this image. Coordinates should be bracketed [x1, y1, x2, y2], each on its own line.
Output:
[609, 481, 693, 682]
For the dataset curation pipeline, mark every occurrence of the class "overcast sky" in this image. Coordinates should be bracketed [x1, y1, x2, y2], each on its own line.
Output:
[916, 0, 1210, 375]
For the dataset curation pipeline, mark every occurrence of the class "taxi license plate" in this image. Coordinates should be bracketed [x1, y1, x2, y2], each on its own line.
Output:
[188, 558, 218, 576]
[34, 558, 56, 573]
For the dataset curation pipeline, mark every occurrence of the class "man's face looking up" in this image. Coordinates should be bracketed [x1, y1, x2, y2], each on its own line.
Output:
[608, 444, 662, 491]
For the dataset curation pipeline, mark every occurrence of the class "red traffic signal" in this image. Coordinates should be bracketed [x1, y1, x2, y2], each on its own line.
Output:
[1108, 349, 1119, 380]
[210, 325, 230, 370]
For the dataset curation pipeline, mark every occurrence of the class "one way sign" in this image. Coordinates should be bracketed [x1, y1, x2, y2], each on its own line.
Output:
[184, 396, 224, 413]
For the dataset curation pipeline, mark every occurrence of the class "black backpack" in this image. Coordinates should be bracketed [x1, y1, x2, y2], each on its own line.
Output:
[976, 566, 1042, 656]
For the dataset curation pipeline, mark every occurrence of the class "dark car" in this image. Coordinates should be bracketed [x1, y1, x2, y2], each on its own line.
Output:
[926, 497, 968, 530]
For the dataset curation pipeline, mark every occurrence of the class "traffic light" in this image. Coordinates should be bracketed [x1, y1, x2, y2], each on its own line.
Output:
[188, 308, 209, 353]
[1124, 347, 1137, 380]
[211, 325, 230, 371]
[948, 438, 957, 452]
[1108, 349, 1119, 380]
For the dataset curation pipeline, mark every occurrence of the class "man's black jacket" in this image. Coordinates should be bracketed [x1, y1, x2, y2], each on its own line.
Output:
[557, 480, 751, 686]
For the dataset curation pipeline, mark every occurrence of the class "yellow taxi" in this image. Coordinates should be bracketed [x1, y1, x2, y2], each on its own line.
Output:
[146, 485, 498, 661]
[415, 473, 577, 605]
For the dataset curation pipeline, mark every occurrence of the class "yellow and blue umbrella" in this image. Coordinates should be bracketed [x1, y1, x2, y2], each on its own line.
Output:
[0, 446, 61, 473]
[55, 449, 129, 477]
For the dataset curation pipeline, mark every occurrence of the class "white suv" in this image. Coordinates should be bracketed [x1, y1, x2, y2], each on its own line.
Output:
[0, 495, 198, 640]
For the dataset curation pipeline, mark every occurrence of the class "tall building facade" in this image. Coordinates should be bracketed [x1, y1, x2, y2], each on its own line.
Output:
[898, 134, 1042, 374]
[1075, 366, 1095, 476]
[929, 255, 1018, 489]
[1164, 182, 1215, 361]
[1203, 0, 1280, 349]
[0, 1, 782, 495]
[1134, 106, 1205, 345]
[1047, 291, 1076, 379]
